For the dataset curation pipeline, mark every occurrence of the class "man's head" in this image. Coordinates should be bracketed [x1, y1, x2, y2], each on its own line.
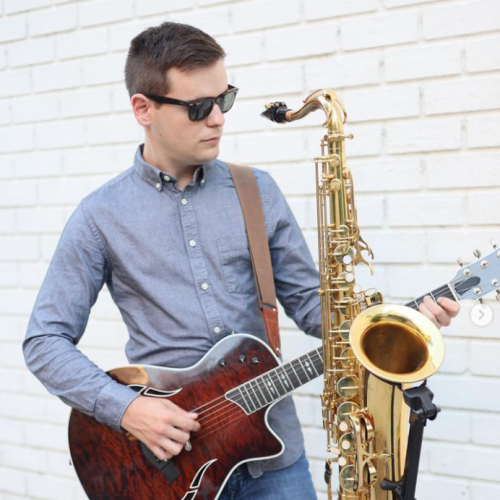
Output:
[126, 22, 231, 171]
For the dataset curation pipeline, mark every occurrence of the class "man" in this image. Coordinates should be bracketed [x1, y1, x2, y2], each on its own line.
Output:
[23, 22, 460, 500]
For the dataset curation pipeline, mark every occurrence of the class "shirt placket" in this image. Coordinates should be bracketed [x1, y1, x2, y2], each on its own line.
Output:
[176, 186, 228, 344]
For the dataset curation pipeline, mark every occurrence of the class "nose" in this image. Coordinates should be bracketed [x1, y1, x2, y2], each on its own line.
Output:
[206, 102, 225, 127]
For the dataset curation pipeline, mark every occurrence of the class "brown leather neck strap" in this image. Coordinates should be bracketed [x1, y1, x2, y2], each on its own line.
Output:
[226, 163, 281, 357]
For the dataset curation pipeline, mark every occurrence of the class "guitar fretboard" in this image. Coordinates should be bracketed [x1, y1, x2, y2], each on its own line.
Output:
[226, 348, 324, 414]
[405, 283, 457, 310]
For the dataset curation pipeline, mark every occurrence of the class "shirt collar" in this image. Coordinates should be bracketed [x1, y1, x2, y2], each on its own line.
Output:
[133, 143, 214, 191]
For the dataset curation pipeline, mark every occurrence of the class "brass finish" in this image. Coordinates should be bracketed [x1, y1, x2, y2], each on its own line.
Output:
[263, 90, 444, 500]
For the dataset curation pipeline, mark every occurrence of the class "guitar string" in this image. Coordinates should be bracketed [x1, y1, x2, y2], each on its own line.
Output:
[185, 268, 491, 440]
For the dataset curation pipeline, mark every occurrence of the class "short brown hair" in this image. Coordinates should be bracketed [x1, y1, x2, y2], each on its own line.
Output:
[124, 22, 226, 105]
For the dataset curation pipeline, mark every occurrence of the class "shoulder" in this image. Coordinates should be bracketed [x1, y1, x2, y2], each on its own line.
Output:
[213, 159, 276, 192]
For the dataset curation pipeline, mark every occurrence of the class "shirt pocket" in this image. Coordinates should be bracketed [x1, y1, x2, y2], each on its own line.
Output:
[217, 236, 257, 295]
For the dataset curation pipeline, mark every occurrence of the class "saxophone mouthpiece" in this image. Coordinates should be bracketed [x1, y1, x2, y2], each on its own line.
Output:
[261, 101, 291, 123]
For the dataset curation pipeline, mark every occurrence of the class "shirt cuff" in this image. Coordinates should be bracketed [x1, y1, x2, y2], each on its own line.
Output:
[94, 379, 140, 432]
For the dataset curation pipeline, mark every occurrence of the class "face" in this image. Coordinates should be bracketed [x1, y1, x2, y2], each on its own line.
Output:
[133, 59, 229, 170]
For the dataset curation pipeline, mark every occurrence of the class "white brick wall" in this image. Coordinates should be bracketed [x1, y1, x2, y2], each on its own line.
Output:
[1, 1, 499, 499]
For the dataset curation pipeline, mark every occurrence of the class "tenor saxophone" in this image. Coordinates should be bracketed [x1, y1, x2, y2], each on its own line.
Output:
[262, 90, 445, 500]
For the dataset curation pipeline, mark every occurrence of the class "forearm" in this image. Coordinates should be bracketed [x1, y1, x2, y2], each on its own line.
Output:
[23, 331, 139, 432]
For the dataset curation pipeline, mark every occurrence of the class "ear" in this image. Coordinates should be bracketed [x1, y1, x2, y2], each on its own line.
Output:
[131, 94, 156, 127]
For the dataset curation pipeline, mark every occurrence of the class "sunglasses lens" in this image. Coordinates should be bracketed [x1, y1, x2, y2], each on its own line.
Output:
[191, 99, 214, 121]
[219, 90, 237, 113]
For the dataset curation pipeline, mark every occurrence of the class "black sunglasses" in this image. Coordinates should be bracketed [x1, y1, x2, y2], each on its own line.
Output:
[144, 85, 239, 122]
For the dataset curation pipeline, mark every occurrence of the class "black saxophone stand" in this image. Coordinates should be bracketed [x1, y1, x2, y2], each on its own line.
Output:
[380, 382, 440, 500]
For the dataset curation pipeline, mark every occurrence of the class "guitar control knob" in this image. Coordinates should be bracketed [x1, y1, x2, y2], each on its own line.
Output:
[252, 357, 260, 364]
[239, 355, 246, 363]
[218, 359, 226, 367]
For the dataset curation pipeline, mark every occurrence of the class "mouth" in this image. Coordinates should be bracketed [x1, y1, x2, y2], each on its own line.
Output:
[202, 136, 221, 143]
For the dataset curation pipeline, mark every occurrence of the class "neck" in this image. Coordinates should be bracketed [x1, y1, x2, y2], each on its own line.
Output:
[142, 141, 199, 190]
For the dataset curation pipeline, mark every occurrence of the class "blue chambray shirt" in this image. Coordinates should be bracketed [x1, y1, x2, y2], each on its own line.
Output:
[23, 143, 322, 477]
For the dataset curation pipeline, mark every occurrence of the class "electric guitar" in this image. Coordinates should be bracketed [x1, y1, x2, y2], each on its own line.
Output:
[69, 246, 500, 500]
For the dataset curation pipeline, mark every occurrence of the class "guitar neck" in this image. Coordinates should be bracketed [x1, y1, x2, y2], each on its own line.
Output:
[226, 347, 324, 413]
[405, 281, 457, 310]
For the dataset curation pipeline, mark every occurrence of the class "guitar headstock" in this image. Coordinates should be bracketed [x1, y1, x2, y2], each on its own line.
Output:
[450, 242, 500, 302]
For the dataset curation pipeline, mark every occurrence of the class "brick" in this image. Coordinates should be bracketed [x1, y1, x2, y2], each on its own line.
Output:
[0, 47, 6, 69]
[427, 154, 500, 189]
[35, 119, 86, 150]
[424, 0, 500, 40]
[79, 320, 128, 349]
[87, 114, 140, 145]
[79, 0, 133, 28]
[385, 0, 439, 5]
[287, 197, 317, 229]
[468, 192, 500, 225]
[224, 99, 271, 134]
[15, 150, 64, 178]
[108, 20, 153, 52]
[472, 414, 500, 446]
[0, 263, 18, 286]
[218, 33, 263, 68]
[199, 0, 232, 4]
[265, 23, 338, 61]
[0, 209, 16, 234]
[61, 87, 112, 118]
[324, 124, 382, 158]
[17, 207, 66, 234]
[28, 4, 77, 36]
[89, 288, 123, 321]
[0, 236, 39, 261]
[62, 145, 127, 175]
[432, 374, 500, 412]
[470, 340, 500, 376]
[355, 196, 384, 227]
[12, 94, 59, 124]
[57, 27, 108, 60]
[425, 78, 500, 115]
[305, 0, 378, 20]
[136, 0, 196, 16]
[466, 37, 500, 73]
[0, 466, 27, 495]
[306, 53, 380, 90]
[0, 99, 11, 125]
[342, 11, 418, 51]
[472, 484, 500, 500]
[0, 342, 25, 368]
[111, 86, 131, 112]
[238, 131, 306, 165]
[387, 265, 452, 299]
[343, 85, 419, 122]
[303, 426, 329, 459]
[4, 0, 51, 14]
[83, 53, 126, 86]
[7, 37, 55, 68]
[294, 394, 322, 427]
[0, 124, 35, 153]
[270, 163, 318, 196]
[41, 235, 59, 261]
[352, 159, 423, 193]
[427, 228, 497, 263]
[386, 44, 461, 82]
[0, 68, 31, 98]
[18, 262, 50, 288]
[171, 7, 231, 37]
[388, 194, 464, 227]
[363, 229, 425, 263]
[417, 475, 470, 500]
[0, 156, 15, 180]
[0, 417, 24, 445]
[0, 14, 27, 43]
[38, 176, 109, 206]
[233, 0, 300, 33]
[232, 63, 303, 98]
[440, 338, 469, 374]
[387, 118, 462, 154]
[27, 472, 81, 500]
[33, 61, 81, 92]
[424, 408, 470, 443]
[430, 442, 500, 482]
[468, 114, 500, 149]
[24, 421, 68, 452]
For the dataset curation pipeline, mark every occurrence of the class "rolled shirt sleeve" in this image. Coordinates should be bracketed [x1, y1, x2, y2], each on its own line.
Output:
[22, 202, 139, 432]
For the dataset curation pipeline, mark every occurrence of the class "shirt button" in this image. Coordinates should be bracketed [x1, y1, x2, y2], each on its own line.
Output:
[201, 283, 209, 290]
[201, 179, 205, 186]
[181, 198, 188, 205]
[213, 326, 221, 334]
[164, 174, 171, 181]
[155, 182, 161, 191]
[189, 240, 196, 247]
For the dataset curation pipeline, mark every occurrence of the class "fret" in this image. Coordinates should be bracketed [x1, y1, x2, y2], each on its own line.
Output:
[286, 360, 301, 388]
[306, 353, 320, 377]
[301, 355, 316, 379]
[242, 382, 260, 412]
[312, 348, 324, 375]
[257, 374, 274, 401]
[273, 367, 288, 394]
[226, 387, 251, 415]
[429, 291, 437, 302]
[250, 379, 268, 406]
[278, 367, 293, 392]
[291, 358, 311, 385]
[263, 373, 280, 400]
